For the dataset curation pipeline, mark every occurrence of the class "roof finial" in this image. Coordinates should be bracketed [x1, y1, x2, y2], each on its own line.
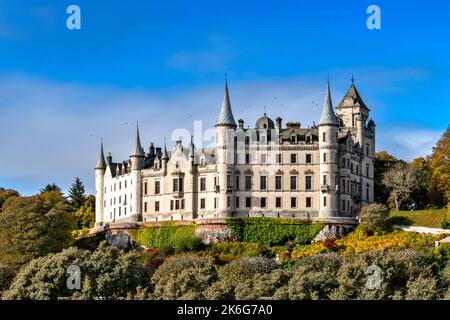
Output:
[351, 74, 355, 84]
[264, 105, 266, 116]
[162, 137, 169, 160]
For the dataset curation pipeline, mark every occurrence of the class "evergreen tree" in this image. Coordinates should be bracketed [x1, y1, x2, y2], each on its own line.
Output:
[40, 183, 62, 194]
[68, 177, 86, 210]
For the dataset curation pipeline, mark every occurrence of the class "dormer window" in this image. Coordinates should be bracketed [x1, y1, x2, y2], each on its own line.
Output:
[291, 135, 296, 143]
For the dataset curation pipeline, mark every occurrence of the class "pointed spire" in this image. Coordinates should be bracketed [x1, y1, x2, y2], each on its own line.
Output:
[131, 122, 145, 157]
[96, 139, 106, 169]
[319, 79, 339, 126]
[189, 135, 195, 159]
[162, 137, 169, 160]
[216, 75, 237, 127]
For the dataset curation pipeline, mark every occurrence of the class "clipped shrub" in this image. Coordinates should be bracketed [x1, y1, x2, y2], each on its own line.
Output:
[226, 217, 324, 245]
[288, 253, 342, 300]
[358, 203, 390, 234]
[205, 256, 277, 300]
[128, 223, 201, 253]
[151, 254, 217, 300]
[234, 269, 291, 300]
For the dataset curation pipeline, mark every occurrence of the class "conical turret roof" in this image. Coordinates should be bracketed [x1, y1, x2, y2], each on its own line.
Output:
[131, 123, 145, 157]
[96, 140, 106, 169]
[319, 80, 339, 126]
[216, 77, 237, 127]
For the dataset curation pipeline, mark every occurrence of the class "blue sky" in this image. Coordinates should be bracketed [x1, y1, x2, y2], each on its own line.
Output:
[0, 0, 449, 195]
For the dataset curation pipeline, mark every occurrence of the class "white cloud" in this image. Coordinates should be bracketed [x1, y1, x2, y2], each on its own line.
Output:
[377, 126, 441, 161]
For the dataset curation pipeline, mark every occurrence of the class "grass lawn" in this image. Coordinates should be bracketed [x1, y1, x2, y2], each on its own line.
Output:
[389, 209, 449, 228]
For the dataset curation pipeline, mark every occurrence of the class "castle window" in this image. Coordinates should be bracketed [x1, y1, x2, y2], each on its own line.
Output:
[261, 153, 267, 164]
[119, 207, 121, 216]
[214, 198, 217, 209]
[260, 176, 267, 190]
[114, 197, 116, 205]
[245, 197, 251, 208]
[245, 176, 252, 190]
[245, 136, 250, 145]
[144, 182, 147, 195]
[245, 153, 250, 164]
[291, 135, 296, 143]
[342, 179, 346, 193]
[235, 197, 240, 208]
[305, 176, 312, 190]
[175, 200, 180, 210]
[275, 197, 282, 208]
[306, 135, 311, 143]
[306, 197, 312, 208]
[119, 182, 121, 190]
[200, 198, 205, 209]
[260, 197, 267, 208]
[181, 199, 185, 210]
[235, 176, 240, 190]
[155, 201, 160, 212]
[170, 200, 174, 211]
[144, 202, 147, 213]
[227, 196, 230, 208]
[125, 180, 127, 188]
[124, 194, 127, 203]
[342, 199, 346, 211]
[104, 187, 106, 194]
[356, 165, 359, 175]
[290, 154, 297, 164]
[322, 132, 326, 142]
[306, 154, 312, 164]
[104, 200, 106, 208]
[342, 158, 346, 167]
[323, 153, 327, 163]
[350, 163, 354, 174]
[114, 183, 116, 191]
[366, 187, 370, 202]
[200, 177, 206, 191]
[275, 153, 282, 164]
[323, 175, 327, 185]
[323, 196, 327, 207]
[366, 165, 370, 178]
[366, 144, 370, 155]
[290, 197, 297, 208]
[290, 176, 297, 190]
[275, 176, 282, 190]
[155, 181, 160, 194]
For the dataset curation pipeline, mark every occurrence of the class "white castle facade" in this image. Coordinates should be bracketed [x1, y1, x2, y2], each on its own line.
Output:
[94, 79, 375, 226]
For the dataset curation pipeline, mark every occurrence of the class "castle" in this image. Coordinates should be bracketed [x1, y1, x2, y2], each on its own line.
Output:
[94, 79, 375, 227]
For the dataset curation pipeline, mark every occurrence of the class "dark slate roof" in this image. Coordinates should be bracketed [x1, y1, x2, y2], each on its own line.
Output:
[216, 80, 237, 127]
[336, 83, 370, 111]
[319, 81, 339, 126]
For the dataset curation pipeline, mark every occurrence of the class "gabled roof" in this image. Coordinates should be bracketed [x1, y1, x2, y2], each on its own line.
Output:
[336, 83, 370, 111]
[216, 78, 237, 127]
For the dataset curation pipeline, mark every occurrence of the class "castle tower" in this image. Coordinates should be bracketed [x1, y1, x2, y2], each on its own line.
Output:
[318, 80, 339, 218]
[335, 80, 370, 147]
[215, 77, 237, 217]
[129, 124, 145, 222]
[94, 140, 106, 227]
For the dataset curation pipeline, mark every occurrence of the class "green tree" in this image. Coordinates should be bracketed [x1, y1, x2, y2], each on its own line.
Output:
[0, 187, 19, 211]
[0, 191, 76, 269]
[79, 242, 149, 300]
[152, 254, 217, 300]
[3, 242, 148, 300]
[358, 203, 390, 234]
[40, 183, 62, 194]
[374, 151, 400, 204]
[3, 247, 89, 300]
[68, 178, 86, 211]
[429, 127, 450, 204]
[74, 195, 95, 229]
